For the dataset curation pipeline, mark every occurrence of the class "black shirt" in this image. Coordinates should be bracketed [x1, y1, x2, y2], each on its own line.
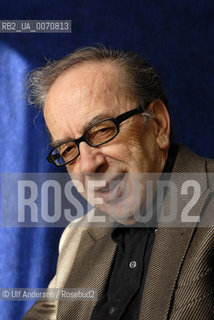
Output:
[90, 144, 178, 320]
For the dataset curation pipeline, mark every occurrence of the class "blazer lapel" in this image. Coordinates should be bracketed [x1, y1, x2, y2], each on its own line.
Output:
[139, 145, 210, 320]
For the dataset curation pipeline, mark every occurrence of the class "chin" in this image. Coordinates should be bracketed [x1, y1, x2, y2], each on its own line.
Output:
[107, 208, 138, 225]
[116, 217, 137, 226]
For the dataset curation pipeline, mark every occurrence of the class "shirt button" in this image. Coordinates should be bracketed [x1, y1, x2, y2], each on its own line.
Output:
[154, 228, 158, 234]
[108, 306, 116, 314]
[129, 261, 137, 268]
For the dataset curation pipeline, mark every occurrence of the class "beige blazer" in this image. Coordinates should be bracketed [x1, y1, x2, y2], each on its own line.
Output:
[23, 145, 214, 319]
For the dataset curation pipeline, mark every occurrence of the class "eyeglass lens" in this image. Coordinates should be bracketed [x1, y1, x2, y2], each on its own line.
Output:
[52, 119, 118, 165]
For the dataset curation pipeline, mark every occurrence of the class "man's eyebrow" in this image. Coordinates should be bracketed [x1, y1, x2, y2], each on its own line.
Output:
[84, 112, 114, 128]
[49, 112, 114, 147]
[49, 137, 71, 147]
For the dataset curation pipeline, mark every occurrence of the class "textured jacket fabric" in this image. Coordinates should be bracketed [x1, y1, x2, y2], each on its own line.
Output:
[23, 145, 214, 320]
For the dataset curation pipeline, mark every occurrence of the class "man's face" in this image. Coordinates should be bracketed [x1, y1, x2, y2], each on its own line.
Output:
[44, 62, 169, 224]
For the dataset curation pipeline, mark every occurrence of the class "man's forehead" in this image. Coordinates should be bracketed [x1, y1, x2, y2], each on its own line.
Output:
[49, 61, 124, 92]
[45, 61, 129, 115]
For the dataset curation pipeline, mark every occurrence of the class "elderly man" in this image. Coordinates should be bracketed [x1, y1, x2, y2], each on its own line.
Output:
[23, 46, 214, 319]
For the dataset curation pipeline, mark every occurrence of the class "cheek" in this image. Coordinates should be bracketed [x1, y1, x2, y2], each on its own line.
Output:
[66, 160, 81, 175]
[102, 141, 132, 163]
[127, 132, 159, 169]
[98, 132, 145, 166]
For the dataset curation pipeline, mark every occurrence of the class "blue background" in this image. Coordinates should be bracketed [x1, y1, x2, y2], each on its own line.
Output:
[0, 0, 214, 318]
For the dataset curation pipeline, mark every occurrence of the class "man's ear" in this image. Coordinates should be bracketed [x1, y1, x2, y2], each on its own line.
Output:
[148, 100, 170, 150]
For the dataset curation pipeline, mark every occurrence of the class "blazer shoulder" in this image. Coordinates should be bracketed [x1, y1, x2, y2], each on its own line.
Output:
[204, 158, 214, 191]
[205, 157, 214, 172]
[175, 144, 214, 173]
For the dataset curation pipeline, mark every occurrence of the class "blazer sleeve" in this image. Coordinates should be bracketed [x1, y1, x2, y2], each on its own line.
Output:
[22, 276, 57, 320]
[22, 300, 57, 320]
[22, 218, 84, 320]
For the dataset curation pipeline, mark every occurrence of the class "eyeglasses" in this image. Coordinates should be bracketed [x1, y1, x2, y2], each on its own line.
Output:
[47, 105, 144, 167]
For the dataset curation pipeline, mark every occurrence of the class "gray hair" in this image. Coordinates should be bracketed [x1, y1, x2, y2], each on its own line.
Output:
[26, 45, 169, 114]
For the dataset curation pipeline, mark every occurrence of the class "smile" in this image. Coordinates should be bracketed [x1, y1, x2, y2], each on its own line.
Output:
[93, 173, 126, 203]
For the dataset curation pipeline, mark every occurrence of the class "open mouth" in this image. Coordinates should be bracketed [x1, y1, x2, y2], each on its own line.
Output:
[97, 173, 125, 192]
[93, 173, 126, 203]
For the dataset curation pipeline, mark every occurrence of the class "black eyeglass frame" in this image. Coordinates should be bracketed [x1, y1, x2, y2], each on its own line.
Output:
[47, 105, 144, 167]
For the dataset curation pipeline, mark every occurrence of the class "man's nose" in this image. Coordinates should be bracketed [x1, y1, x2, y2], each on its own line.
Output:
[78, 142, 106, 173]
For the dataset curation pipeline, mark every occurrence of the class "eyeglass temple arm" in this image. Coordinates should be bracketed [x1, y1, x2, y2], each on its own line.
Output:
[115, 105, 144, 124]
